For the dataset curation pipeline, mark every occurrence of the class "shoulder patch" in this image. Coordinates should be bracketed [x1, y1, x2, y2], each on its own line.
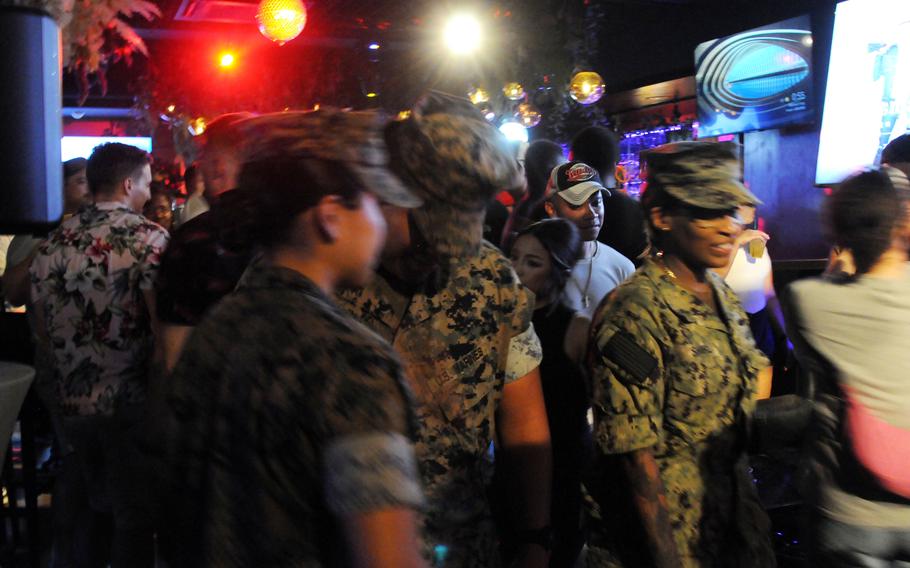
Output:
[604, 330, 657, 384]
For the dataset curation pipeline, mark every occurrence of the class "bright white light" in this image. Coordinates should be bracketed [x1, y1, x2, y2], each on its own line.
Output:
[61, 136, 152, 161]
[368, 43, 380, 50]
[499, 121, 528, 143]
[444, 14, 481, 54]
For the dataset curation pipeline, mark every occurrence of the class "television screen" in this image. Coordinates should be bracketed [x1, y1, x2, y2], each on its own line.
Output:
[815, 0, 910, 185]
[61, 136, 153, 161]
[695, 15, 814, 138]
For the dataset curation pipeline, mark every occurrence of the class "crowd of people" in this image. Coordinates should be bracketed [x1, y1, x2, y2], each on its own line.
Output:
[2, 91, 910, 568]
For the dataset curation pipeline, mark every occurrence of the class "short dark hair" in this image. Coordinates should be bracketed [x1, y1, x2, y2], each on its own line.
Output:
[524, 140, 565, 203]
[63, 157, 87, 179]
[515, 218, 583, 309]
[882, 134, 910, 165]
[235, 157, 366, 248]
[184, 164, 201, 187]
[638, 181, 685, 249]
[570, 126, 618, 179]
[150, 182, 174, 205]
[202, 112, 254, 153]
[86, 143, 150, 195]
[826, 169, 907, 274]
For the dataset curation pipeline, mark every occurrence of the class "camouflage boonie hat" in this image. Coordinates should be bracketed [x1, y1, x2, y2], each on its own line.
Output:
[235, 109, 422, 208]
[387, 91, 523, 257]
[642, 141, 761, 210]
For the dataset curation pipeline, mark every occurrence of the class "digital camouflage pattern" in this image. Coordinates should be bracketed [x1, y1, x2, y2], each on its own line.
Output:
[338, 242, 541, 568]
[387, 92, 524, 258]
[29, 202, 168, 416]
[586, 259, 774, 568]
[235, 109, 422, 209]
[152, 265, 423, 567]
[642, 141, 761, 210]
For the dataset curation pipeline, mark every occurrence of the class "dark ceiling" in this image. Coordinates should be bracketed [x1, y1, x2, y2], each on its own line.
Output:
[69, 0, 842, 117]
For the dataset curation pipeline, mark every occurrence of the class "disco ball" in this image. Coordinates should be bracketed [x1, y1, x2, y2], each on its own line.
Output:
[503, 82, 526, 101]
[257, 0, 307, 45]
[569, 71, 605, 105]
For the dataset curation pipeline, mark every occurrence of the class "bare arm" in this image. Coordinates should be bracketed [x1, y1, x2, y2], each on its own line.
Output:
[612, 448, 682, 568]
[756, 367, 773, 400]
[341, 508, 427, 568]
[1, 250, 37, 307]
[497, 367, 552, 567]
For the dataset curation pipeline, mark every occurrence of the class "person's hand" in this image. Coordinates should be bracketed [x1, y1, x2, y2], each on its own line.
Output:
[736, 229, 769, 249]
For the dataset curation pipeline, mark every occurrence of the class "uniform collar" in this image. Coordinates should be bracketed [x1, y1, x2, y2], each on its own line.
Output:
[639, 258, 732, 330]
[240, 263, 328, 301]
[344, 263, 458, 335]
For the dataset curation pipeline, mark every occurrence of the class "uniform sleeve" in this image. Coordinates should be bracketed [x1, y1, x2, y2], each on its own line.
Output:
[590, 295, 665, 454]
[322, 342, 424, 516]
[500, 255, 543, 383]
[505, 323, 543, 383]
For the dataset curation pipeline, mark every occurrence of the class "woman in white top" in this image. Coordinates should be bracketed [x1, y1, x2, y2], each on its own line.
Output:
[715, 205, 786, 368]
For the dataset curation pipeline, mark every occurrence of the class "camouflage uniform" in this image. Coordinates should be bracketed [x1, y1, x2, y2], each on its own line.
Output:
[587, 141, 774, 567]
[339, 242, 541, 568]
[153, 265, 424, 567]
[587, 260, 772, 567]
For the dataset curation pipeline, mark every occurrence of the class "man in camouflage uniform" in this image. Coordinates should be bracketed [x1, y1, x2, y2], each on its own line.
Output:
[586, 142, 774, 567]
[339, 92, 552, 568]
[148, 110, 428, 567]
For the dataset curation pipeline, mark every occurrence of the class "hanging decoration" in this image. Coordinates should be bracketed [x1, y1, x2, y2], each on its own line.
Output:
[568, 71, 605, 105]
[256, 0, 308, 45]
[476, 103, 496, 122]
[503, 82, 526, 101]
[468, 87, 490, 105]
[517, 103, 541, 128]
[189, 117, 207, 136]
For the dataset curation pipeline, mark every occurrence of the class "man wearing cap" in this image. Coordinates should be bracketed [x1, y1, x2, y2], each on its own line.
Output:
[586, 142, 773, 567]
[148, 110, 428, 567]
[545, 161, 634, 318]
[339, 92, 552, 568]
[571, 126, 650, 266]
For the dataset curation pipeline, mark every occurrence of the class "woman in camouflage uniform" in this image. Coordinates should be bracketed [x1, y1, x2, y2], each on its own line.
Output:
[586, 142, 774, 567]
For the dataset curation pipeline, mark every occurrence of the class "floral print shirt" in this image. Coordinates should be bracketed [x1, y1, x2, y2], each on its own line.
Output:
[30, 202, 169, 416]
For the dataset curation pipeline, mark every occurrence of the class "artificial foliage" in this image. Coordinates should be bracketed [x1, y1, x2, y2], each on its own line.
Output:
[1, 0, 160, 104]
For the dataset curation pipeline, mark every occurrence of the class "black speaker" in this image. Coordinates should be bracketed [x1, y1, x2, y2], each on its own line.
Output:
[0, 6, 62, 233]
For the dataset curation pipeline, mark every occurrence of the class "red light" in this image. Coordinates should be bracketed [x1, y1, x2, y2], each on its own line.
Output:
[219, 52, 236, 68]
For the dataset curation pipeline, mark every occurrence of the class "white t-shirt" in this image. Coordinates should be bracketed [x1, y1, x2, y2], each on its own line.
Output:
[724, 245, 772, 313]
[562, 242, 634, 318]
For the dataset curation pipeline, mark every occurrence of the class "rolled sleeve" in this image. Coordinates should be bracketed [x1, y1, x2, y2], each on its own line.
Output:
[505, 323, 543, 383]
[323, 431, 424, 516]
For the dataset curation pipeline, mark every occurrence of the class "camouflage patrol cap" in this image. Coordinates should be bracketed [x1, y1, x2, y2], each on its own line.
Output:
[642, 141, 761, 210]
[386, 91, 524, 257]
[234, 109, 422, 208]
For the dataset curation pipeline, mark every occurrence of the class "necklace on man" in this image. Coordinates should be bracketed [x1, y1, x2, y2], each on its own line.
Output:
[574, 242, 598, 308]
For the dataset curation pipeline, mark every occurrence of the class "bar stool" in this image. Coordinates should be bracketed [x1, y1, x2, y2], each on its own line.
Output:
[0, 361, 34, 476]
[0, 361, 37, 566]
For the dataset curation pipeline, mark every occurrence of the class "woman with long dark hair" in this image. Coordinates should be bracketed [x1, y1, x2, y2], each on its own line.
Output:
[510, 218, 588, 567]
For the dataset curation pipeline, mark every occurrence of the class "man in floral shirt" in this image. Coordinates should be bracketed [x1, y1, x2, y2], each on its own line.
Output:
[30, 142, 168, 566]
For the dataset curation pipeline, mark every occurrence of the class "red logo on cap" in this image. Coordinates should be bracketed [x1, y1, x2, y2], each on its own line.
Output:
[566, 163, 596, 182]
